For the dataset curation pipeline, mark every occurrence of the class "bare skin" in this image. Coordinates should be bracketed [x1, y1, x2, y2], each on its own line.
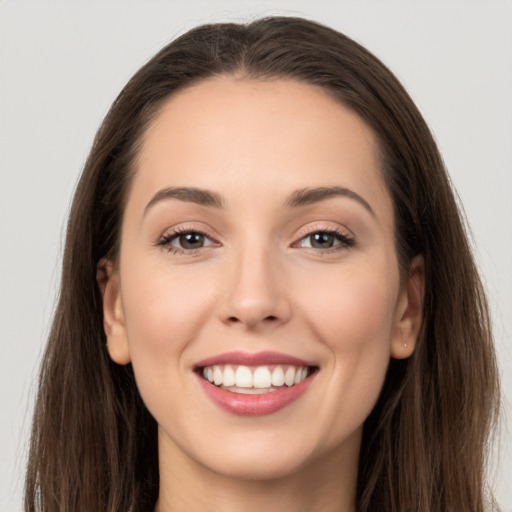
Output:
[156, 426, 360, 512]
[100, 77, 424, 512]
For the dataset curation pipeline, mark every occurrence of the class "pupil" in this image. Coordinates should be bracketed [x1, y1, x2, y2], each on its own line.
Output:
[311, 232, 334, 248]
[180, 232, 204, 249]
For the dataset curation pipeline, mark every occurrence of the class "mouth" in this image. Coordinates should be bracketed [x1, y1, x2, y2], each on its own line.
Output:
[194, 352, 319, 416]
[197, 364, 315, 394]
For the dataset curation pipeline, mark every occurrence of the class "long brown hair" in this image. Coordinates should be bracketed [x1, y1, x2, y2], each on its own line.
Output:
[25, 17, 500, 512]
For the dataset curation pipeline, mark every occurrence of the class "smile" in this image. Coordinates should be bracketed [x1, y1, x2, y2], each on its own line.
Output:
[195, 351, 318, 416]
[201, 364, 311, 393]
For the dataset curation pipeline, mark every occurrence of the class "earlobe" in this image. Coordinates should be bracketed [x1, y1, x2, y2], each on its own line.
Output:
[391, 255, 425, 359]
[97, 258, 131, 365]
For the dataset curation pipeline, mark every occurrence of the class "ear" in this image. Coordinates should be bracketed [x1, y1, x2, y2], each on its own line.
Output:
[391, 255, 425, 359]
[97, 258, 131, 365]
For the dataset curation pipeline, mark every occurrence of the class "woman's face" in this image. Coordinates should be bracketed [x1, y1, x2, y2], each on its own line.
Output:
[102, 77, 422, 481]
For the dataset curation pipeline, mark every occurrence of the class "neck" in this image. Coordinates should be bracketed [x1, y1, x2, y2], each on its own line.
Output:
[154, 429, 360, 512]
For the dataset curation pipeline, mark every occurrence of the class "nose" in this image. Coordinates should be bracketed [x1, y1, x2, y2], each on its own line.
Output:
[218, 246, 292, 331]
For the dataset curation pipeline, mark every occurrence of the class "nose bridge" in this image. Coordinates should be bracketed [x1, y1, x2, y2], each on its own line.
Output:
[220, 236, 290, 329]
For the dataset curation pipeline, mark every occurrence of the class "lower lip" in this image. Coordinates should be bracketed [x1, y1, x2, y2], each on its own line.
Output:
[196, 373, 315, 416]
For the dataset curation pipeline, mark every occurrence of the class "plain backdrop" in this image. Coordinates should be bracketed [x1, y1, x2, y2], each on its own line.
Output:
[1, 1, 511, 510]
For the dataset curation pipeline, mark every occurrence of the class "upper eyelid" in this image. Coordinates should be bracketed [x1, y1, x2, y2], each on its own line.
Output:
[159, 224, 218, 240]
[294, 222, 354, 239]
[160, 229, 217, 245]
[156, 221, 354, 245]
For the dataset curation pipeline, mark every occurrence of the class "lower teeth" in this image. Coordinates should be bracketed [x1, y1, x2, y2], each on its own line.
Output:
[220, 386, 280, 394]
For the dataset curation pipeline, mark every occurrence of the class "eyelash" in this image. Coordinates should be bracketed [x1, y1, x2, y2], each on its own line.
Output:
[295, 226, 355, 253]
[157, 227, 217, 255]
[156, 226, 355, 255]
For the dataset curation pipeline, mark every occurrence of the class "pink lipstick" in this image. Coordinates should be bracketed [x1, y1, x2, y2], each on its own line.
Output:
[195, 350, 314, 368]
[195, 351, 318, 416]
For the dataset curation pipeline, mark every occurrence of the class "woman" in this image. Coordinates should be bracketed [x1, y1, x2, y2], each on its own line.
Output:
[25, 17, 500, 512]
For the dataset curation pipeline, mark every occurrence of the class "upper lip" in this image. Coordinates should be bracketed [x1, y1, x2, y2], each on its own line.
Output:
[195, 351, 317, 368]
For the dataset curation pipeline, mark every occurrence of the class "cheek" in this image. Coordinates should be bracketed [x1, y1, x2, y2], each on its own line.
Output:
[300, 260, 398, 349]
[119, 259, 218, 398]
[122, 262, 217, 347]
[117, 261, 222, 437]
[296, 260, 399, 426]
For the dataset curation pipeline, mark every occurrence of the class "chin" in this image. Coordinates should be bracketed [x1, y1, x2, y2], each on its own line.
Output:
[205, 445, 315, 482]
[163, 423, 318, 482]
[183, 423, 355, 483]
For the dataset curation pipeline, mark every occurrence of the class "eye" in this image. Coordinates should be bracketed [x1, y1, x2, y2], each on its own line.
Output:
[297, 229, 354, 250]
[157, 229, 217, 253]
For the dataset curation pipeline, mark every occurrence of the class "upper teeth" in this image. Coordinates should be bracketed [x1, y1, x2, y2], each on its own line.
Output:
[202, 365, 309, 389]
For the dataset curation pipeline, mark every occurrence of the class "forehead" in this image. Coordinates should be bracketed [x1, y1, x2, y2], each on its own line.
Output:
[131, 77, 391, 221]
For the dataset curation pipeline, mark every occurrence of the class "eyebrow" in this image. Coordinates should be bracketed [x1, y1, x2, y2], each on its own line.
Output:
[144, 187, 223, 214]
[144, 185, 375, 217]
[285, 186, 375, 217]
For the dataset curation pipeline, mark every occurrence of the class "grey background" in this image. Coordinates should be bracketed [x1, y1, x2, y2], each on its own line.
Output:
[1, 1, 511, 510]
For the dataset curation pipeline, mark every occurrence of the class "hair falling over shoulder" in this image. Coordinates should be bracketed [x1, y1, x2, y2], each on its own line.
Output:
[24, 16, 500, 512]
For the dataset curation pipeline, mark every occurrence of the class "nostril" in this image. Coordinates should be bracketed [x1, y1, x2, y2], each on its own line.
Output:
[226, 314, 278, 325]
